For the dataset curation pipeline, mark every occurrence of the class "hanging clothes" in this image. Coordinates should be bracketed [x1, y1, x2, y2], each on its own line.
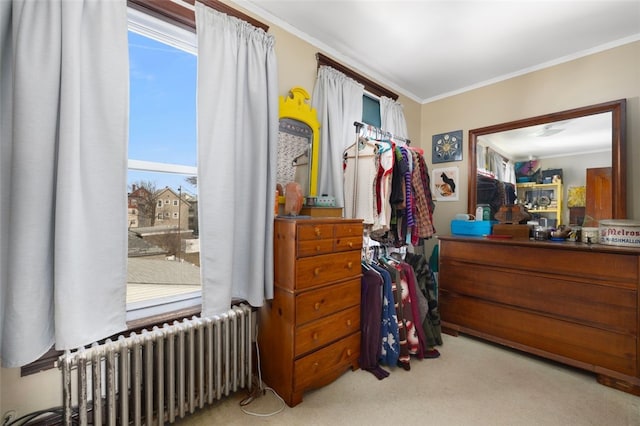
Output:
[405, 252, 443, 347]
[344, 123, 437, 248]
[410, 150, 437, 241]
[370, 262, 400, 367]
[360, 266, 391, 380]
[343, 139, 378, 224]
[379, 257, 411, 370]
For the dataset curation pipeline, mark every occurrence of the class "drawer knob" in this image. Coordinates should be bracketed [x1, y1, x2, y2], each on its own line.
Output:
[347, 262, 353, 269]
[346, 349, 352, 357]
[314, 267, 321, 276]
[348, 242, 353, 248]
[314, 227, 321, 236]
[314, 302, 321, 310]
[346, 319, 352, 326]
[316, 245, 321, 252]
[312, 332, 319, 340]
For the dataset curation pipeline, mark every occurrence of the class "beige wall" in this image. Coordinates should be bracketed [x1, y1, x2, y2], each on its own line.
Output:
[419, 41, 640, 256]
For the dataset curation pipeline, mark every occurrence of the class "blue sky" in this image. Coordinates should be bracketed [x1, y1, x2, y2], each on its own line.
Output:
[128, 31, 197, 195]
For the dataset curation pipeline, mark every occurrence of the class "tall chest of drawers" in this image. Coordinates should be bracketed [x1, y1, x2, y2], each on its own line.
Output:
[258, 217, 363, 406]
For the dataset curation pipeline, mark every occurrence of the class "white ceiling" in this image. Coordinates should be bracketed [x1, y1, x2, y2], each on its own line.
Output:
[239, 0, 640, 103]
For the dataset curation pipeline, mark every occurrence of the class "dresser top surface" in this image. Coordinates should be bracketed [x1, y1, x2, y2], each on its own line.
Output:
[276, 216, 363, 225]
[438, 235, 640, 255]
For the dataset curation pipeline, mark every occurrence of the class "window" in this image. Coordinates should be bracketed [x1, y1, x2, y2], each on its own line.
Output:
[362, 94, 381, 128]
[127, 8, 200, 321]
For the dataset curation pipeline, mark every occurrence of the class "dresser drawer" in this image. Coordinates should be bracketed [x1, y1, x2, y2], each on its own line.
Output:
[294, 332, 360, 391]
[298, 238, 334, 257]
[296, 251, 360, 290]
[335, 236, 362, 252]
[296, 278, 360, 325]
[335, 222, 363, 238]
[295, 305, 360, 357]
[297, 223, 334, 241]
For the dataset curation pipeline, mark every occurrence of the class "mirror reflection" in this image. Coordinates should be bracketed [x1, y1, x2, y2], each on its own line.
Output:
[468, 99, 626, 227]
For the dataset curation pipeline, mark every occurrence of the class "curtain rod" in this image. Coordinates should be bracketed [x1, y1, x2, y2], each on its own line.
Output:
[128, 0, 269, 32]
[353, 121, 410, 145]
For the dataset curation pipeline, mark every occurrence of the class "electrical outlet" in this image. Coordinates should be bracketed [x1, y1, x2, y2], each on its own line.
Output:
[2, 411, 17, 426]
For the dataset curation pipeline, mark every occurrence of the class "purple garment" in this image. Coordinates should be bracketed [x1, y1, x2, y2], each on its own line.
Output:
[400, 147, 415, 227]
[360, 267, 390, 379]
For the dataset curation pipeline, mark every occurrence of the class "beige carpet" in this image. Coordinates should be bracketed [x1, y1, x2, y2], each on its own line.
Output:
[175, 334, 640, 425]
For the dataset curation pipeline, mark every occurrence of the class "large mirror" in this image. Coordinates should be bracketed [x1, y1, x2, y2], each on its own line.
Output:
[277, 87, 320, 199]
[468, 99, 626, 225]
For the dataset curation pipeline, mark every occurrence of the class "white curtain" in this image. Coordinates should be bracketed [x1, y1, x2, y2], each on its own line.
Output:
[195, 3, 277, 316]
[311, 66, 363, 208]
[380, 96, 408, 139]
[0, 0, 129, 367]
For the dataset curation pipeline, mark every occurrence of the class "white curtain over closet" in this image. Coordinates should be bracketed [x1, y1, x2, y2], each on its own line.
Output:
[195, 3, 277, 316]
[312, 66, 364, 208]
[0, 0, 129, 367]
[380, 96, 408, 139]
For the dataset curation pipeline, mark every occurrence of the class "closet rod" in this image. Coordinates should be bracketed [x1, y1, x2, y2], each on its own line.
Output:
[353, 121, 411, 145]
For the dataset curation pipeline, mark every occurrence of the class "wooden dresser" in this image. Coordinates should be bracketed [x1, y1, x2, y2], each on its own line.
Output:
[258, 217, 363, 406]
[438, 235, 640, 395]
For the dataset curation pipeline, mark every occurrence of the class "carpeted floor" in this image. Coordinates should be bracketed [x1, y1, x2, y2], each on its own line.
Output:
[175, 334, 640, 425]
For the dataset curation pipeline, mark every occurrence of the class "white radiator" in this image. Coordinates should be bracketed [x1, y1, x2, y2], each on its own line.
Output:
[58, 304, 253, 426]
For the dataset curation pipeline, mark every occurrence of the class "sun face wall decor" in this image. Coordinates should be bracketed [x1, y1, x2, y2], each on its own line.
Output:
[432, 130, 463, 163]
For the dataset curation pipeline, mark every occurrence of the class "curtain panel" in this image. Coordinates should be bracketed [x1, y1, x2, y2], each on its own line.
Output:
[195, 3, 277, 316]
[380, 96, 408, 140]
[0, 0, 129, 367]
[311, 66, 364, 209]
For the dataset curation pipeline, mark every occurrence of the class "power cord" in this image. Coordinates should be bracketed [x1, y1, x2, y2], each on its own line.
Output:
[4, 407, 75, 426]
[238, 324, 286, 417]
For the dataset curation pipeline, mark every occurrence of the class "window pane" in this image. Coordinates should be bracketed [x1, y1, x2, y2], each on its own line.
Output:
[362, 94, 381, 128]
[127, 171, 200, 306]
[128, 31, 197, 166]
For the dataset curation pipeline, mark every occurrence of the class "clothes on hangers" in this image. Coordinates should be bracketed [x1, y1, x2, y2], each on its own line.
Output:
[344, 136, 436, 242]
[360, 266, 391, 380]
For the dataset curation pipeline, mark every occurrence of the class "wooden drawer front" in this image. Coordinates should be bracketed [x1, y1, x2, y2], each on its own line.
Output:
[441, 260, 638, 334]
[295, 305, 360, 357]
[296, 279, 360, 325]
[295, 251, 360, 290]
[294, 332, 360, 391]
[335, 222, 363, 238]
[440, 240, 639, 284]
[298, 238, 334, 257]
[297, 223, 334, 241]
[334, 236, 362, 253]
[440, 293, 637, 376]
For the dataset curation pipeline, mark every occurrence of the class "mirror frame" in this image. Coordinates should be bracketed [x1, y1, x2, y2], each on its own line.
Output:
[278, 87, 321, 197]
[468, 99, 627, 219]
